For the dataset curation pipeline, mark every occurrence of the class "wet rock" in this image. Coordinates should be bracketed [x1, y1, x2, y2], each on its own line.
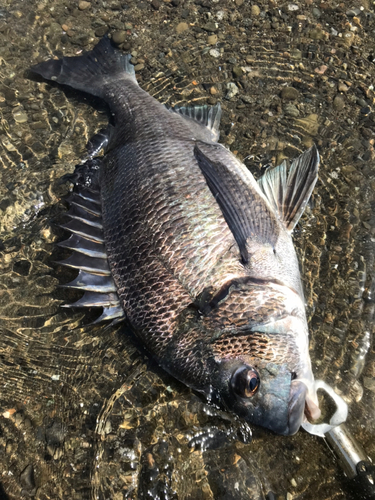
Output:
[171, 0, 180, 5]
[312, 7, 321, 18]
[20, 464, 36, 496]
[315, 65, 328, 75]
[95, 26, 108, 37]
[207, 34, 217, 45]
[176, 22, 188, 34]
[209, 49, 220, 58]
[134, 63, 145, 71]
[346, 7, 361, 17]
[151, 0, 161, 10]
[338, 82, 349, 92]
[78, 1, 91, 10]
[251, 5, 260, 16]
[309, 28, 325, 40]
[112, 30, 126, 45]
[232, 66, 243, 78]
[333, 95, 345, 111]
[13, 109, 28, 123]
[281, 86, 299, 100]
[226, 82, 239, 99]
[284, 104, 299, 117]
[202, 22, 218, 32]
[45, 421, 67, 446]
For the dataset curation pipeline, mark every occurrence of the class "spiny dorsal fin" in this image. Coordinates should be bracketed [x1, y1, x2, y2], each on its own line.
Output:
[194, 143, 279, 264]
[257, 145, 319, 232]
[168, 103, 221, 141]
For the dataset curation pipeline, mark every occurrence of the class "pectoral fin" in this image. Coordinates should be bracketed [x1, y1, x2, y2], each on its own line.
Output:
[257, 145, 319, 232]
[194, 144, 279, 264]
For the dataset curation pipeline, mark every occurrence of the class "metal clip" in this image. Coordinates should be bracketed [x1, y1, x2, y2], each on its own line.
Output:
[301, 379, 348, 437]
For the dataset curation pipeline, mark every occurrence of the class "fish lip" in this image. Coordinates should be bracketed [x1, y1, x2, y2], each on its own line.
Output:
[284, 379, 308, 436]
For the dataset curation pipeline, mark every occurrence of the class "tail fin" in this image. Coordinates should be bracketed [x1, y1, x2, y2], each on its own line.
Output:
[30, 36, 136, 98]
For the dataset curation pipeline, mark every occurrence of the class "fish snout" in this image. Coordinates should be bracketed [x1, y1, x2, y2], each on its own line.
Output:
[284, 379, 308, 435]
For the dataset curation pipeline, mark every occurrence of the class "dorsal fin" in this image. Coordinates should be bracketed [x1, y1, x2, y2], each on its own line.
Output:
[257, 145, 319, 232]
[168, 103, 222, 141]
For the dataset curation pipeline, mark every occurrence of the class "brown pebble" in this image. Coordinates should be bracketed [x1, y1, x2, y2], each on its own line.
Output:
[151, 0, 161, 9]
[281, 86, 299, 100]
[61, 24, 70, 31]
[333, 95, 345, 111]
[207, 34, 217, 45]
[210, 86, 218, 95]
[176, 22, 188, 34]
[314, 65, 328, 75]
[251, 4, 260, 16]
[78, 1, 91, 10]
[112, 30, 126, 45]
[338, 82, 348, 92]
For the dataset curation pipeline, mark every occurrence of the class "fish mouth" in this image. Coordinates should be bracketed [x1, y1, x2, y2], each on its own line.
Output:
[284, 380, 308, 435]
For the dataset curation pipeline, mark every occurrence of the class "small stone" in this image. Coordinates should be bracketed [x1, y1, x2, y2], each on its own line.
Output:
[312, 7, 321, 18]
[338, 82, 348, 92]
[78, 1, 91, 10]
[202, 22, 218, 32]
[151, 0, 161, 10]
[333, 95, 345, 111]
[281, 86, 299, 100]
[290, 478, 297, 487]
[232, 66, 243, 78]
[207, 34, 217, 45]
[20, 465, 36, 493]
[209, 49, 220, 58]
[61, 24, 70, 31]
[95, 26, 108, 37]
[284, 104, 299, 117]
[288, 4, 299, 11]
[226, 82, 239, 100]
[112, 30, 126, 44]
[235, 0, 244, 5]
[251, 5, 260, 16]
[176, 22, 188, 34]
[361, 106, 371, 115]
[309, 28, 325, 40]
[171, 0, 180, 5]
[290, 49, 302, 60]
[314, 64, 328, 75]
[346, 8, 361, 17]
[210, 86, 218, 95]
[13, 109, 28, 123]
[134, 63, 145, 71]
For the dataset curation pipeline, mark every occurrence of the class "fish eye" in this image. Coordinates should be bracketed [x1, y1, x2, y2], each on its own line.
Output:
[230, 366, 260, 398]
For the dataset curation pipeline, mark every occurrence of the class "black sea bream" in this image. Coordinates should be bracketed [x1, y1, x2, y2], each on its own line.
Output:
[31, 37, 321, 435]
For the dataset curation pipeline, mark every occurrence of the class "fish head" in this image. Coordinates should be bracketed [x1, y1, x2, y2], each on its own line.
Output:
[207, 316, 320, 435]
[210, 359, 308, 435]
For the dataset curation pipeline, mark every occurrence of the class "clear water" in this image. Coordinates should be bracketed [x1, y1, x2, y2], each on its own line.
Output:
[0, 0, 374, 498]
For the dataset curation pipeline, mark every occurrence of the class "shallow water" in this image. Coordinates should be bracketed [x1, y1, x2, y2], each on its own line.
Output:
[0, 0, 375, 498]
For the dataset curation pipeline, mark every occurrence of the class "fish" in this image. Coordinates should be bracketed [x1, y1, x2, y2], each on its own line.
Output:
[31, 36, 321, 435]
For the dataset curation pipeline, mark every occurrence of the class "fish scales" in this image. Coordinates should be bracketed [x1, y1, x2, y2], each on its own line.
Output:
[31, 37, 321, 435]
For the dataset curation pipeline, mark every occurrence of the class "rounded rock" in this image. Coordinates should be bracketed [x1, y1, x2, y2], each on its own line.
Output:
[251, 5, 260, 16]
[176, 22, 189, 34]
[333, 95, 345, 111]
[207, 34, 217, 45]
[151, 0, 161, 10]
[281, 86, 299, 100]
[78, 1, 91, 10]
[112, 30, 126, 45]
[284, 104, 300, 117]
